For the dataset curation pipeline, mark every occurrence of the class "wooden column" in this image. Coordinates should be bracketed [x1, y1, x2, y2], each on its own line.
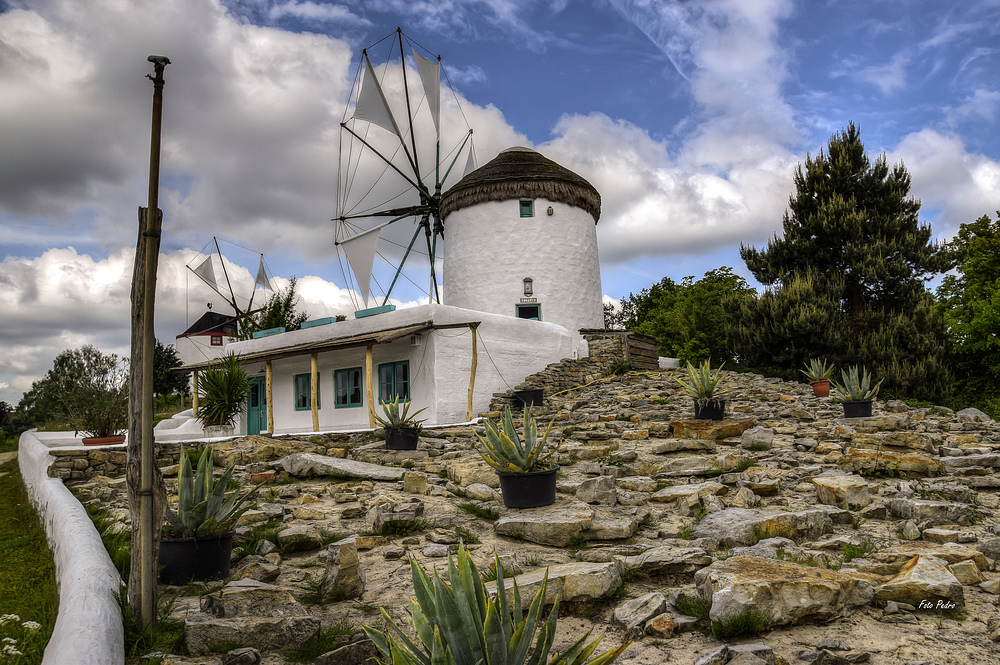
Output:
[365, 344, 376, 428]
[467, 323, 479, 422]
[310, 353, 319, 432]
[265, 360, 273, 434]
[191, 370, 199, 418]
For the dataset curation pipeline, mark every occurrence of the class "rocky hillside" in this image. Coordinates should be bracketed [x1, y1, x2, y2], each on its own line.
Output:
[72, 367, 1000, 665]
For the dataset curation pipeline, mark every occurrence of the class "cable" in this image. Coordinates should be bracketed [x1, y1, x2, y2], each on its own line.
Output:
[476, 333, 514, 392]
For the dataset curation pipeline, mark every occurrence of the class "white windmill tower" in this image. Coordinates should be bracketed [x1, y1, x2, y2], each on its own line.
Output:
[438, 146, 605, 339]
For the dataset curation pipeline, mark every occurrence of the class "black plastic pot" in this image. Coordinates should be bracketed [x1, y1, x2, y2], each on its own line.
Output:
[496, 466, 559, 509]
[159, 531, 234, 584]
[694, 399, 726, 420]
[385, 426, 419, 450]
[514, 389, 544, 407]
[842, 400, 873, 418]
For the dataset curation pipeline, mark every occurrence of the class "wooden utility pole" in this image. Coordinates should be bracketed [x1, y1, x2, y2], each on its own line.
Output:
[127, 55, 170, 629]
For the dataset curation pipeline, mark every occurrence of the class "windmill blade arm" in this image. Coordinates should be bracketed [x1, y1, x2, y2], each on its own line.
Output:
[335, 206, 430, 222]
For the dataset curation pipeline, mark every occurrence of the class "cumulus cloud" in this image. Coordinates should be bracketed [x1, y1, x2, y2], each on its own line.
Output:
[857, 52, 910, 96]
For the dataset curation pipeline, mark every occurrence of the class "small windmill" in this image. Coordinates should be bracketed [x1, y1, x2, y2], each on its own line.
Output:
[186, 237, 273, 319]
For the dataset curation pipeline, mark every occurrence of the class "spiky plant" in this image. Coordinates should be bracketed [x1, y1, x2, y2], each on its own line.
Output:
[374, 395, 427, 429]
[675, 359, 736, 406]
[363, 541, 630, 665]
[831, 365, 883, 402]
[198, 352, 252, 428]
[163, 446, 255, 538]
[476, 406, 558, 474]
[801, 358, 835, 382]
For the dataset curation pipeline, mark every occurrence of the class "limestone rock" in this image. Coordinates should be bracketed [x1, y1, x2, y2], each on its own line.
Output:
[493, 502, 594, 546]
[623, 545, 713, 574]
[277, 453, 405, 481]
[485, 561, 622, 609]
[650, 481, 726, 505]
[741, 426, 775, 450]
[583, 507, 640, 540]
[186, 580, 320, 655]
[702, 556, 874, 627]
[613, 591, 667, 631]
[888, 498, 973, 526]
[403, 472, 429, 495]
[447, 460, 500, 488]
[874, 554, 964, 611]
[323, 538, 364, 600]
[276, 525, 323, 552]
[838, 448, 945, 477]
[812, 475, 872, 509]
[692, 508, 832, 547]
[670, 419, 755, 440]
[576, 475, 617, 505]
[464, 483, 501, 501]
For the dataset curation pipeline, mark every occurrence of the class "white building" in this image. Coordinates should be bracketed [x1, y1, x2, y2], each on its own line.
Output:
[176, 147, 604, 436]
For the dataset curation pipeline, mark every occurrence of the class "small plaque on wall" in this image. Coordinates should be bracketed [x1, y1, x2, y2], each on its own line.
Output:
[519, 297, 537, 303]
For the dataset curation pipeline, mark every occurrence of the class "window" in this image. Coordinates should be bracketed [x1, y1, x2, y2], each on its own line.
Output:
[378, 361, 410, 403]
[210, 334, 223, 346]
[335, 367, 364, 408]
[516, 304, 541, 321]
[519, 199, 534, 218]
[294, 373, 320, 410]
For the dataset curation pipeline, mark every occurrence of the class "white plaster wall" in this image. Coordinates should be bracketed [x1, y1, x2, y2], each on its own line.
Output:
[224, 303, 573, 433]
[443, 198, 604, 337]
[175, 334, 232, 366]
[18, 431, 124, 665]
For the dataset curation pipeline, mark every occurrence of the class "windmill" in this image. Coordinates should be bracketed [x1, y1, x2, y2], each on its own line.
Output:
[186, 237, 273, 321]
[334, 28, 477, 312]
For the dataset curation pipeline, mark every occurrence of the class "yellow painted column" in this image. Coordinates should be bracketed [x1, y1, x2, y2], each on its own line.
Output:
[265, 360, 273, 434]
[467, 323, 479, 421]
[311, 353, 319, 432]
[365, 344, 376, 428]
[192, 370, 199, 418]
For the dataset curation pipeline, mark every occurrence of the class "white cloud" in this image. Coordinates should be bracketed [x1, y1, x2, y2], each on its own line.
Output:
[268, 1, 370, 25]
[857, 52, 910, 96]
[946, 88, 1000, 124]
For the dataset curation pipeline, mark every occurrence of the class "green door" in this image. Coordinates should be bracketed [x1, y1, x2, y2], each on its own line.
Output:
[247, 377, 267, 435]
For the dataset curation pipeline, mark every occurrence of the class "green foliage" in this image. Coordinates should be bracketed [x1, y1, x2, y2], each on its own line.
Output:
[842, 539, 878, 563]
[937, 212, 1000, 414]
[117, 591, 186, 663]
[737, 123, 951, 402]
[610, 268, 753, 364]
[831, 365, 883, 402]
[674, 594, 711, 621]
[373, 395, 426, 430]
[163, 445, 256, 538]
[363, 542, 631, 665]
[237, 276, 310, 340]
[710, 607, 770, 638]
[801, 358, 835, 382]
[674, 359, 736, 406]
[154, 338, 189, 399]
[284, 616, 356, 662]
[68, 353, 129, 439]
[476, 406, 559, 473]
[198, 352, 252, 428]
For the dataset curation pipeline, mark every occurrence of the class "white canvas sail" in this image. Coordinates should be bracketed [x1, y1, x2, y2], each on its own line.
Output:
[463, 149, 477, 177]
[339, 226, 382, 308]
[412, 48, 440, 137]
[192, 255, 218, 291]
[254, 257, 271, 290]
[354, 55, 404, 141]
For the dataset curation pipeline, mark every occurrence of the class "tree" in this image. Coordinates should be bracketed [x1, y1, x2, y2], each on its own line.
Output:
[237, 276, 310, 340]
[936, 212, 1000, 414]
[613, 268, 753, 364]
[737, 123, 951, 401]
[153, 339, 189, 400]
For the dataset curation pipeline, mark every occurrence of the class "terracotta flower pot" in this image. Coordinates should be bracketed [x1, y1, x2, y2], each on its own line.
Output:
[810, 379, 831, 398]
[82, 434, 126, 446]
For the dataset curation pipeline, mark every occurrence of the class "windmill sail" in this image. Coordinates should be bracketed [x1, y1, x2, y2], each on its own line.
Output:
[339, 226, 381, 308]
[354, 55, 404, 141]
[412, 48, 440, 137]
[192, 256, 218, 291]
[255, 257, 271, 290]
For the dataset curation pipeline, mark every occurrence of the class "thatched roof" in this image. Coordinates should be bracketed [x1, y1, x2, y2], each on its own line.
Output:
[439, 147, 600, 223]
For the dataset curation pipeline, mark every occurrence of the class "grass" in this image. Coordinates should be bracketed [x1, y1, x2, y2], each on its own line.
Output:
[842, 539, 878, 563]
[283, 615, 356, 662]
[457, 502, 500, 521]
[0, 458, 59, 664]
[711, 607, 770, 638]
[362, 518, 434, 538]
[674, 594, 711, 621]
[117, 591, 186, 663]
[0, 431, 19, 454]
[233, 518, 283, 558]
[454, 527, 480, 544]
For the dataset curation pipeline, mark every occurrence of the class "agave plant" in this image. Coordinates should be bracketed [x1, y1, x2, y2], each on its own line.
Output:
[801, 358, 835, 383]
[477, 406, 558, 474]
[363, 541, 630, 665]
[374, 395, 427, 429]
[163, 446, 255, 538]
[198, 352, 252, 428]
[831, 365, 883, 402]
[675, 359, 736, 406]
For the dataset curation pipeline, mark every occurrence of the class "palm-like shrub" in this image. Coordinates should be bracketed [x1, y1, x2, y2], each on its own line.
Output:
[831, 365, 883, 402]
[163, 445, 255, 538]
[198, 353, 251, 428]
[363, 541, 630, 665]
[675, 359, 736, 406]
[476, 406, 558, 474]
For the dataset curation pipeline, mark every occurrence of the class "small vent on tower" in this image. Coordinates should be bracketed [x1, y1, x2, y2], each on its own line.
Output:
[410, 334, 422, 347]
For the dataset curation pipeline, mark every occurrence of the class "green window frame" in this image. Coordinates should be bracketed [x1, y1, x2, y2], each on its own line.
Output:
[334, 367, 364, 408]
[378, 360, 410, 403]
[516, 304, 541, 321]
[293, 373, 320, 411]
[519, 199, 534, 218]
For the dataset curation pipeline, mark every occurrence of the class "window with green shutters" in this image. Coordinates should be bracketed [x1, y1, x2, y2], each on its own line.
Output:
[335, 367, 364, 408]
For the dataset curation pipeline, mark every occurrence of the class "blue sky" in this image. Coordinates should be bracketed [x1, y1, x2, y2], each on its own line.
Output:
[1, 0, 999, 405]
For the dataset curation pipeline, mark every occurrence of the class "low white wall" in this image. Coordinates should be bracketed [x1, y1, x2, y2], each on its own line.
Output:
[18, 430, 124, 665]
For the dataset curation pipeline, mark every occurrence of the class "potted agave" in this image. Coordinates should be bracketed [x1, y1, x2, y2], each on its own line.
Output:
[675, 359, 736, 420]
[477, 405, 560, 508]
[198, 352, 252, 437]
[364, 541, 631, 665]
[832, 365, 883, 419]
[374, 396, 426, 450]
[160, 445, 255, 584]
[802, 358, 835, 397]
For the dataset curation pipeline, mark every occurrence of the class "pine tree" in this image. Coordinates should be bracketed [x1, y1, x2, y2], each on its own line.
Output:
[237, 276, 310, 340]
[737, 123, 951, 400]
